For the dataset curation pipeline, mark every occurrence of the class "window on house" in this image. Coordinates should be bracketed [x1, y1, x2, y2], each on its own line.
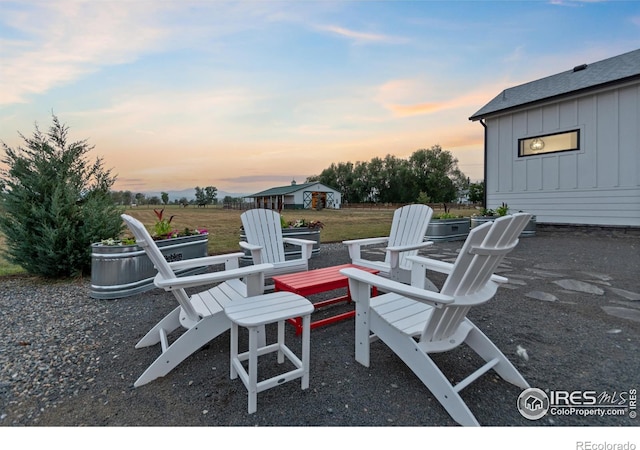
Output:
[518, 130, 580, 157]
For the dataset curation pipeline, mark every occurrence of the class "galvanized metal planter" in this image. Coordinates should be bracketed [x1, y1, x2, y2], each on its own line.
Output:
[90, 233, 209, 300]
[240, 227, 321, 260]
[426, 218, 471, 241]
[470, 216, 537, 237]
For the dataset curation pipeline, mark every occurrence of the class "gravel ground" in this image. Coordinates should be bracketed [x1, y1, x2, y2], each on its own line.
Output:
[1, 227, 639, 432]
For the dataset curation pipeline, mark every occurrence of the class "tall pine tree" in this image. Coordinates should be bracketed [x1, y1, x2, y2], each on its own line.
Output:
[0, 115, 123, 277]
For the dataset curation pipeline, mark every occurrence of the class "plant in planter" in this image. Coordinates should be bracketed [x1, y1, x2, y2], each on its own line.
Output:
[281, 217, 324, 257]
[433, 212, 462, 220]
[90, 208, 209, 300]
[150, 208, 208, 240]
[281, 216, 325, 231]
[495, 202, 510, 217]
[471, 203, 536, 237]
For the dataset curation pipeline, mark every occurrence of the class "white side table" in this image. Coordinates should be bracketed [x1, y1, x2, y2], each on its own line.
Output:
[225, 291, 314, 414]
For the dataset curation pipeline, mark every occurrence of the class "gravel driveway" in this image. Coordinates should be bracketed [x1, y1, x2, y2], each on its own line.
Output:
[1, 227, 639, 430]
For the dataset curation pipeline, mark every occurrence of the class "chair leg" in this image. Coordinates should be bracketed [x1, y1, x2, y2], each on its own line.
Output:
[273, 319, 283, 365]
[464, 320, 530, 389]
[301, 314, 311, 390]
[230, 322, 239, 380]
[135, 306, 181, 348]
[134, 312, 231, 387]
[373, 318, 480, 426]
[248, 326, 259, 414]
[353, 286, 372, 367]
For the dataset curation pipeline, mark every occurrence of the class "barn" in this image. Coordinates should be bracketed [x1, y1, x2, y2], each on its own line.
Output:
[246, 180, 342, 210]
[469, 49, 640, 227]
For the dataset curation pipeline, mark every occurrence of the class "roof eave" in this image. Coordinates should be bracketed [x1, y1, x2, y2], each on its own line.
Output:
[469, 73, 640, 121]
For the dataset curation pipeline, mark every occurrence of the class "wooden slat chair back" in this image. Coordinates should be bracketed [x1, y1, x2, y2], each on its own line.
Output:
[343, 204, 434, 284]
[241, 208, 286, 264]
[386, 204, 434, 274]
[240, 209, 314, 282]
[341, 213, 532, 426]
[123, 214, 201, 324]
[121, 214, 272, 387]
[416, 213, 530, 348]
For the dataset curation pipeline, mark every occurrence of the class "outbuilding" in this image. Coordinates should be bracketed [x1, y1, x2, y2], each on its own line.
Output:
[246, 180, 342, 210]
[469, 49, 640, 227]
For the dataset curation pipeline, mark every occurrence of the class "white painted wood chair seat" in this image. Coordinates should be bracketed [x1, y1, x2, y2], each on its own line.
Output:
[240, 208, 314, 284]
[341, 213, 533, 426]
[343, 204, 434, 284]
[121, 214, 274, 388]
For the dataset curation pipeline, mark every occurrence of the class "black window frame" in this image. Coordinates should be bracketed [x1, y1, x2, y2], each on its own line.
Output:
[518, 129, 581, 157]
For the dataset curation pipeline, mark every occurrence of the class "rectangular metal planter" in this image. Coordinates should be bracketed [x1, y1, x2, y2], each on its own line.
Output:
[90, 233, 209, 300]
[426, 218, 471, 241]
[240, 228, 321, 261]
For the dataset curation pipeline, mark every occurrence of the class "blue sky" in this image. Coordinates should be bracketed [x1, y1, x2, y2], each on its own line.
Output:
[1, 0, 639, 195]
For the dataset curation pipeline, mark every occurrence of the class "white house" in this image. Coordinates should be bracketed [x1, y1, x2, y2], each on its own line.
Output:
[246, 180, 342, 210]
[469, 49, 640, 227]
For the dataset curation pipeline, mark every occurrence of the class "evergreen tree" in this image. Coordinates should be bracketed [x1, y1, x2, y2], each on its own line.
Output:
[0, 115, 123, 277]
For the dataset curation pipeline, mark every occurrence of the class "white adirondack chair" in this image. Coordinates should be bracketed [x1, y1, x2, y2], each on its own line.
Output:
[240, 209, 315, 282]
[121, 214, 274, 388]
[340, 213, 532, 426]
[343, 204, 434, 284]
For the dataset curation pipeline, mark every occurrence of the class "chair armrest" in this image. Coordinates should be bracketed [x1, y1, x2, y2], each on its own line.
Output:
[406, 255, 509, 284]
[155, 263, 274, 291]
[239, 241, 262, 251]
[342, 236, 389, 246]
[282, 237, 315, 246]
[386, 241, 433, 269]
[239, 241, 264, 264]
[386, 241, 433, 253]
[340, 267, 454, 307]
[342, 237, 389, 260]
[282, 237, 315, 260]
[407, 255, 454, 274]
[168, 252, 245, 271]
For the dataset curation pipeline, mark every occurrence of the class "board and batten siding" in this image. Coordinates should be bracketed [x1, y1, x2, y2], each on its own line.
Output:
[485, 81, 640, 226]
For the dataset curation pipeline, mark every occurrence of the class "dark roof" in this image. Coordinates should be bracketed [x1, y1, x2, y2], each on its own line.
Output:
[469, 49, 640, 121]
[248, 182, 336, 197]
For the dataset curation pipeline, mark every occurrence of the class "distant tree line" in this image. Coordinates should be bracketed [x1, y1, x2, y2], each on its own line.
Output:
[110, 186, 218, 207]
[106, 146, 486, 208]
[307, 145, 478, 204]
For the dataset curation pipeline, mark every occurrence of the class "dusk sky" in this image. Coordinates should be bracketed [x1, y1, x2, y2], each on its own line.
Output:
[1, 0, 639, 196]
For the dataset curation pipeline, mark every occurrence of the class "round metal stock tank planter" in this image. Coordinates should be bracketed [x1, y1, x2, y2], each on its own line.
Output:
[90, 233, 209, 300]
[240, 228, 321, 261]
[470, 215, 537, 237]
[426, 218, 471, 242]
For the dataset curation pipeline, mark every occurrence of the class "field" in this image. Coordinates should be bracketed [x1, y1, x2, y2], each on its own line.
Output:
[0, 205, 477, 276]
[121, 205, 399, 255]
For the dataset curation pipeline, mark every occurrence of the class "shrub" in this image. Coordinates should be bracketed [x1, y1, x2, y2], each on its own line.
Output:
[0, 115, 124, 277]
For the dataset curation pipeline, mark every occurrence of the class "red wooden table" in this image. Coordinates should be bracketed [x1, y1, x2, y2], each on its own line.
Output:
[272, 263, 379, 335]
